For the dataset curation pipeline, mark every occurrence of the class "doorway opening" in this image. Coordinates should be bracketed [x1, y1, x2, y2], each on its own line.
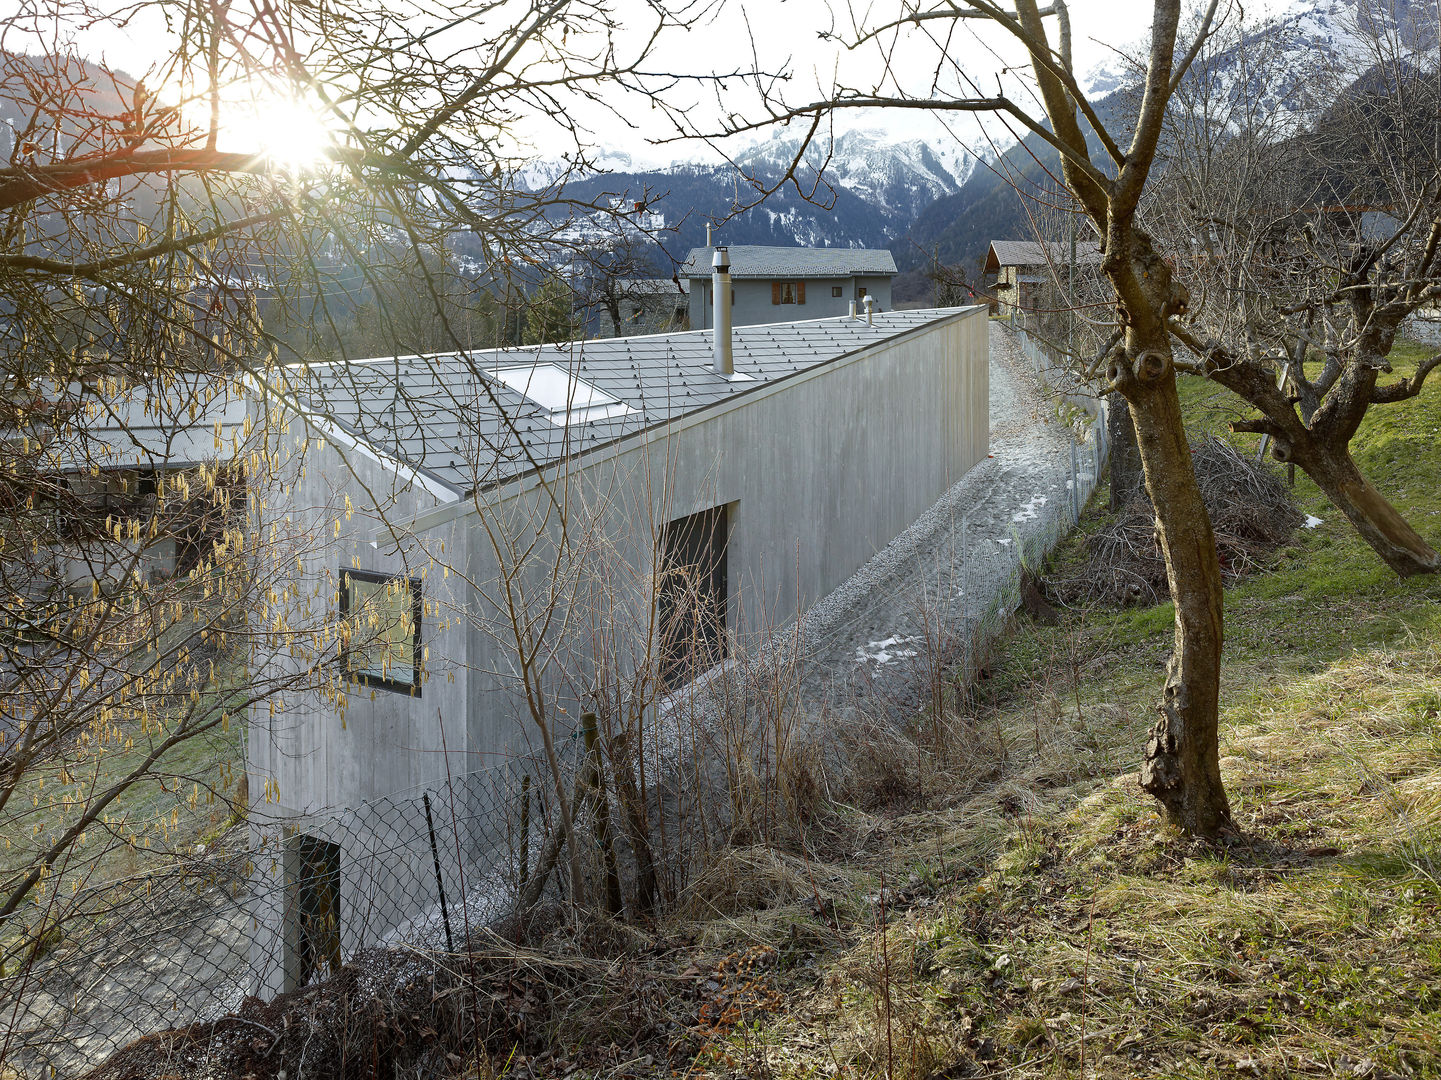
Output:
[283, 833, 342, 990]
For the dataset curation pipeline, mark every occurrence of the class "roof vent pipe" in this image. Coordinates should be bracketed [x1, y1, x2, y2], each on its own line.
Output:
[864, 294, 875, 326]
[712, 246, 733, 376]
[848, 299, 857, 319]
[706, 221, 713, 246]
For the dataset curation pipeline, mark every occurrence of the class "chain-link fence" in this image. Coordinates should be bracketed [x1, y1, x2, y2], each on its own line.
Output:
[1, 758, 556, 1079]
[1008, 319, 1110, 523]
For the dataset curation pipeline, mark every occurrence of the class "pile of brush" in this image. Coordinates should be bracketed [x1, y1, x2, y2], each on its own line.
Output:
[1057, 434, 1304, 607]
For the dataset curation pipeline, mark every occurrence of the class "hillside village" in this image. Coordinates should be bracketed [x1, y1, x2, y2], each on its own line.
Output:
[2, 1, 1441, 1079]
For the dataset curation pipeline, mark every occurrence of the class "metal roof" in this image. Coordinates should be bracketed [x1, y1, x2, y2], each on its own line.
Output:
[986, 239, 1102, 270]
[680, 245, 898, 279]
[39, 372, 248, 473]
[291, 308, 974, 497]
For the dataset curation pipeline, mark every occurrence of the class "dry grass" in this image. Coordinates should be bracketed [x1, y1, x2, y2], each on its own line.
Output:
[1055, 434, 1303, 606]
[76, 347, 1441, 1080]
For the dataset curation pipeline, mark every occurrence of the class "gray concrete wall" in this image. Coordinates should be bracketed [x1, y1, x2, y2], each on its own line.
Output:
[458, 305, 988, 762]
[245, 415, 475, 995]
[246, 306, 988, 982]
[246, 428, 472, 817]
[256, 306, 989, 801]
[689, 274, 895, 328]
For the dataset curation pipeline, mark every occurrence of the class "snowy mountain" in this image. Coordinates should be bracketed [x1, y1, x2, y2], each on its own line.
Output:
[892, 0, 1434, 295]
[533, 124, 974, 270]
[1083, 0, 1436, 123]
[733, 128, 973, 220]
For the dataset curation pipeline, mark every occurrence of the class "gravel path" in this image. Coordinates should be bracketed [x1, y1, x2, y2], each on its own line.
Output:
[790, 321, 1086, 715]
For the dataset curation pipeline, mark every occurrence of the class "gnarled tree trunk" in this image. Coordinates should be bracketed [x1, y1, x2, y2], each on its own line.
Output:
[1108, 392, 1145, 510]
[1286, 439, 1440, 577]
[1115, 343, 1232, 836]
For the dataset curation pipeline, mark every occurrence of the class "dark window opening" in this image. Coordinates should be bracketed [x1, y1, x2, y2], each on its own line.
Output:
[856, 285, 868, 299]
[284, 833, 341, 990]
[831, 286, 843, 297]
[339, 569, 423, 694]
[770, 281, 806, 305]
[657, 505, 730, 686]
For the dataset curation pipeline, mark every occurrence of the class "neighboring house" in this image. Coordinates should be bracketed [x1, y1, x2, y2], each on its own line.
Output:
[983, 239, 1102, 318]
[582, 276, 689, 337]
[681, 245, 898, 328]
[18, 373, 248, 591]
[246, 303, 988, 991]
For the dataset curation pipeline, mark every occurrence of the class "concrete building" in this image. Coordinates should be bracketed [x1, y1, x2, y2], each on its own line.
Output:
[682, 245, 898, 328]
[26, 372, 248, 590]
[983, 239, 1101, 318]
[245, 296, 987, 990]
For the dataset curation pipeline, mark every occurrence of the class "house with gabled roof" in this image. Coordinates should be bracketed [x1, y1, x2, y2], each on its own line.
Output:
[245, 288, 987, 991]
[983, 239, 1102, 318]
[681, 244, 898, 328]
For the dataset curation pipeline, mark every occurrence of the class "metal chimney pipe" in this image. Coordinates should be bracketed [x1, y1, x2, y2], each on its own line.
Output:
[712, 246, 733, 376]
[706, 222, 713, 247]
[864, 294, 875, 326]
[848, 299, 857, 319]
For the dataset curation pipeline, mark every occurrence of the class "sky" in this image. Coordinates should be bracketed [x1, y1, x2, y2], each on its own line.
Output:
[0, 0, 1312, 168]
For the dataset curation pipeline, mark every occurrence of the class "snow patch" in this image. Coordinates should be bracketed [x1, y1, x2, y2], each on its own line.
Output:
[1012, 494, 1048, 523]
[855, 635, 920, 665]
[1303, 514, 1324, 529]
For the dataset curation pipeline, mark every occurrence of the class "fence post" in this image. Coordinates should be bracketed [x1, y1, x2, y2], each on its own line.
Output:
[581, 712, 623, 917]
[1070, 443, 1080, 523]
[422, 793, 454, 955]
[518, 774, 531, 887]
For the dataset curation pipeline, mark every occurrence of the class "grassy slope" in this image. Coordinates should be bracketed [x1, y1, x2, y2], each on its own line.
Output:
[682, 342, 1441, 1079]
[0, 651, 246, 963]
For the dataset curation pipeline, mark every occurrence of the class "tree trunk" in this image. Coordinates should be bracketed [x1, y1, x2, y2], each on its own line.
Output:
[1122, 350, 1233, 837]
[1290, 440, 1440, 577]
[1108, 393, 1145, 511]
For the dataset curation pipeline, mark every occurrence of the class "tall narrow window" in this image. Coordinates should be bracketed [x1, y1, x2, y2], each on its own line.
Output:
[339, 569, 422, 694]
[283, 833, 341, 991]
[657, 505, 730, 686]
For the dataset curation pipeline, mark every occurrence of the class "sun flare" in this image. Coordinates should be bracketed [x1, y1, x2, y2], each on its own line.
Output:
[219, 94, 339, 172]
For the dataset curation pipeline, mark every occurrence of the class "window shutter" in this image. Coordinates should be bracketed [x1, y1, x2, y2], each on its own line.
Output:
[797, 281, 806, 305]
[772, 281, 782, 305]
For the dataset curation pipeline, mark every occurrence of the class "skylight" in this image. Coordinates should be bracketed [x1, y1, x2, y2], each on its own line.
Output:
[490, 363, 633, 426]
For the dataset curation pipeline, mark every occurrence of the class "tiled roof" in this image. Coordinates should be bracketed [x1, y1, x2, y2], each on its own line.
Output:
[987, 239, 1102, 269]
[292, 308, 975, 496]
[680, 245, 898, 279]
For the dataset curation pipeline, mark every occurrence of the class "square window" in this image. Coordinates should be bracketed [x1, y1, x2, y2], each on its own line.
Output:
[831, 286, 843, 297]
[770, 281, 806, 305]
[339, 569, 422, 694]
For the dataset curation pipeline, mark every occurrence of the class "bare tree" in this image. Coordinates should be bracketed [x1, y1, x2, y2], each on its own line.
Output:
[676, 0, 1441, 837]
[0, 0, 701, 1059]
[684, 0, 1232, 835]
[1146, 3, 1441, 575]
[572, 226, 685, 338]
